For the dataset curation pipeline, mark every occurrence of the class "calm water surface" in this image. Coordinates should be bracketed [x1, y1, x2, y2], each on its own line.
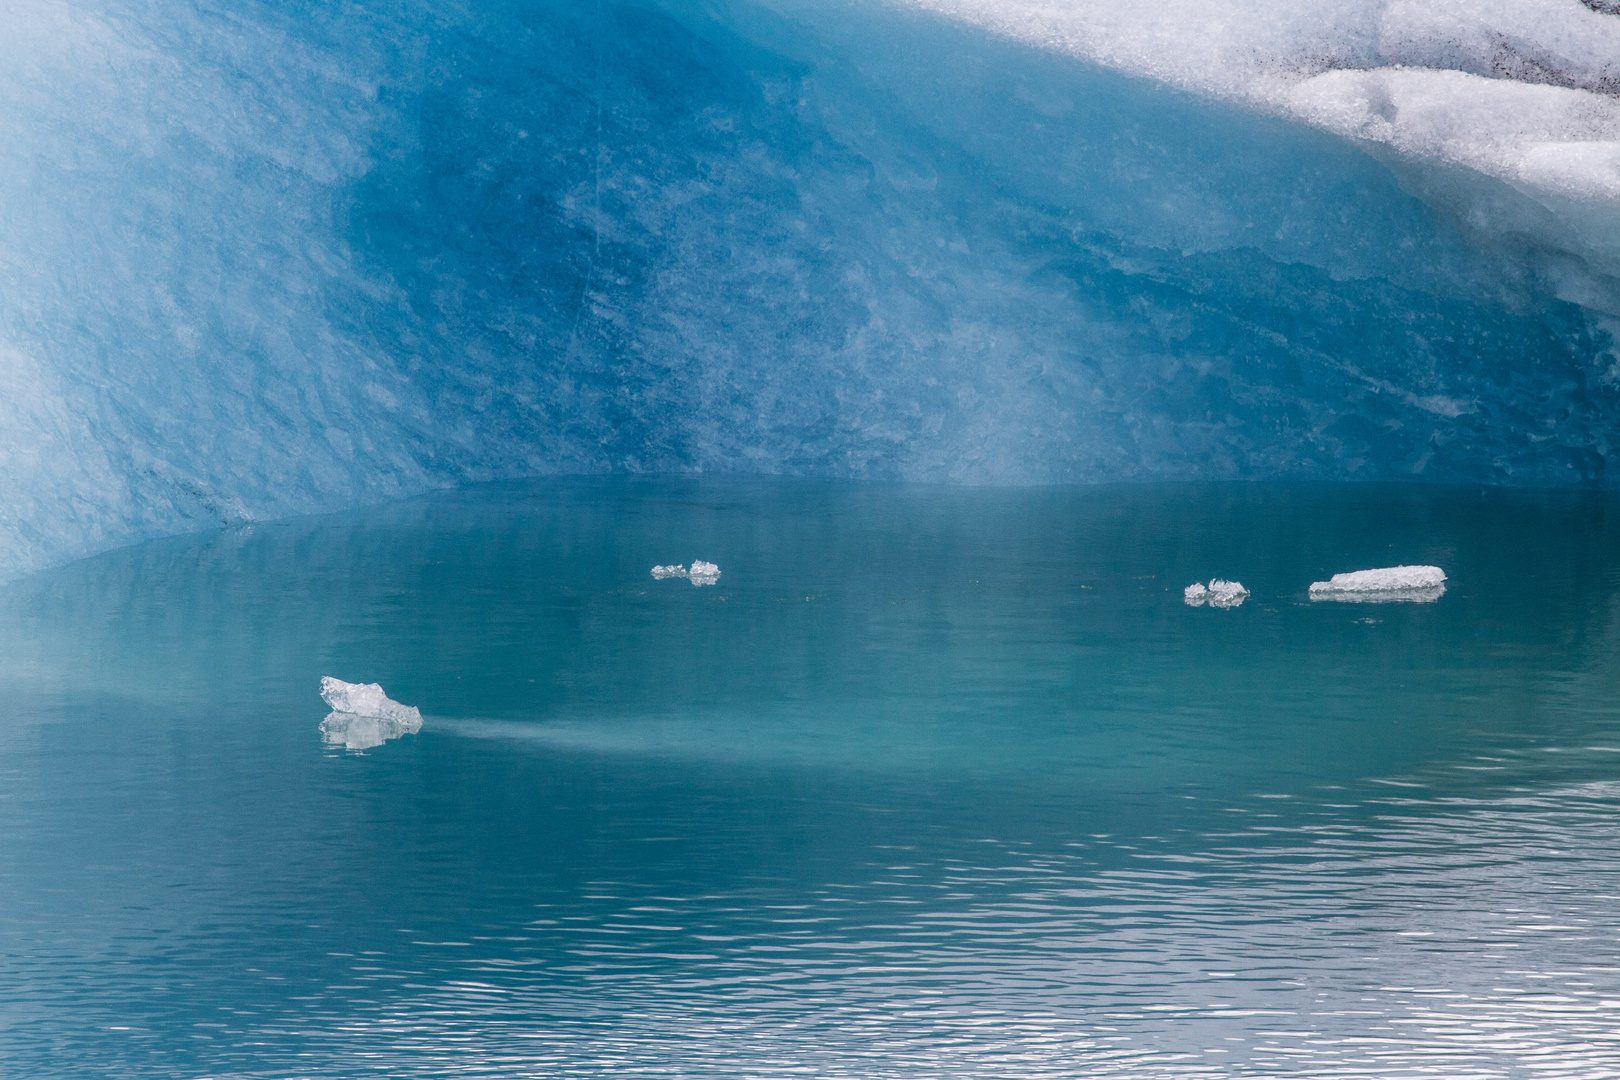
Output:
[2, 479, 1619, 1077]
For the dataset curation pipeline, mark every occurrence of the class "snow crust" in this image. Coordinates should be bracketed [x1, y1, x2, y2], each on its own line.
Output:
[1309, 565, 1448, 601]
[1185, 579, 1249, 608]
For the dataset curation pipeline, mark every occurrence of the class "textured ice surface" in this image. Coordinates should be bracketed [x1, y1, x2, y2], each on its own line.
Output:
[1185, 579, 1249, 608]
[1, 0, 1619, 580]
[651, 565, 688, 580]
[319, 677, 422, 724]
[1310, 565, 1448, 602]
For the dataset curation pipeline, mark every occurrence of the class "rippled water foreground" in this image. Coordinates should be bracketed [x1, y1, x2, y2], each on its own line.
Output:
[2, 479, 1618, 1078]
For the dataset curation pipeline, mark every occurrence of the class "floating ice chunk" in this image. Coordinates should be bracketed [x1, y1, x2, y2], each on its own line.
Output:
[1184, 578, 1249, 608]
[318, 677, 422, 750]
[319, 676, 422, 722]
[651, 561, 721, 585]
[1308, 565, 1446, 602]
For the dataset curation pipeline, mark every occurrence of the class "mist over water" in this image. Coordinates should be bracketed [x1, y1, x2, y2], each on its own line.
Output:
[3, 479, 1620, 1077]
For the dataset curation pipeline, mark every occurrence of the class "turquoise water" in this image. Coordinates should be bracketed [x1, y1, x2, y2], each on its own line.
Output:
[3, 479, 1620, 1077]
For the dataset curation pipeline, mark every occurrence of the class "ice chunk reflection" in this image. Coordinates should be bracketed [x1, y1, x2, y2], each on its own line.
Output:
[319, 711, 422, 750]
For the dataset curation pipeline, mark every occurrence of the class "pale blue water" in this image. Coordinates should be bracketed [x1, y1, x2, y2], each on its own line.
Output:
[3, 479, 1620, 1078]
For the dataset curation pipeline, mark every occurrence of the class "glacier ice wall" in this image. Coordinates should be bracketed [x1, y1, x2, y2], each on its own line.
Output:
[0, 0, 1617, 579]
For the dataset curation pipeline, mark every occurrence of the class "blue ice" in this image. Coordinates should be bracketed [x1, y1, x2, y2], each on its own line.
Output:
[0, 0, 1615, 579]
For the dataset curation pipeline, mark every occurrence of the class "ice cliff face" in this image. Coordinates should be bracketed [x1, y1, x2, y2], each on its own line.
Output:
[0, 0, 1616, 579]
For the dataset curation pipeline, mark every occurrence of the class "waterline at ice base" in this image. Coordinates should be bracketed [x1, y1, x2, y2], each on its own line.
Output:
[5, 1, 1620, 1078]
[0, 0, 1618, 579]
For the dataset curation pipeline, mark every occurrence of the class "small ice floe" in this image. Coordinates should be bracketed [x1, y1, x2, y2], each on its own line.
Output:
[318, 676, 422, 750]
[1308, 565, 1446, 603]
[650, 560, 722, 586]
[1184, 579, 1249, 608]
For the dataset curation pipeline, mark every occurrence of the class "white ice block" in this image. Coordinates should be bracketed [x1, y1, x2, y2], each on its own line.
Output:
[319, 676, 423, 723]
[318, 677, 422, 750]
[651, 561, 721, 586]
[1184, 578, 1249, 608]
[1309, 565, 1446, 602]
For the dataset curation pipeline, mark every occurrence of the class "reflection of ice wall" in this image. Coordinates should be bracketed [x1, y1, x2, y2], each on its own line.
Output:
[0, 0, 1617, 579]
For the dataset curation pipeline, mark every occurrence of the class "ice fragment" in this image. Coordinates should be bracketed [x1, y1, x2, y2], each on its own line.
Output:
[318, 676, 422, 749]
[1308, 565, 1446, 602]
[1184, 578, 1249, 608]
[651, 561, 721, 586]
[320, 676, 422, 722]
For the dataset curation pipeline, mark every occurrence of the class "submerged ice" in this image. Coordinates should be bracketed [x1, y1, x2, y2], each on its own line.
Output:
[319, 712, 422, 751]
[320, 677, 422, 723]
[0, 0, 1617, 580]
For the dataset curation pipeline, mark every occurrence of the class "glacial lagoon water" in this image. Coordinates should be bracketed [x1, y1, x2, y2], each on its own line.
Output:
[3, 478, 1620, 1078]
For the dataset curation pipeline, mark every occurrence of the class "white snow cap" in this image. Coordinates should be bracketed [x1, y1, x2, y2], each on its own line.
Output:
[1185, 578, 1249, 608]
[909, 0, 1620, 283]
[1309, 565, 1447, 601]
[651, 561, 721, 586]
